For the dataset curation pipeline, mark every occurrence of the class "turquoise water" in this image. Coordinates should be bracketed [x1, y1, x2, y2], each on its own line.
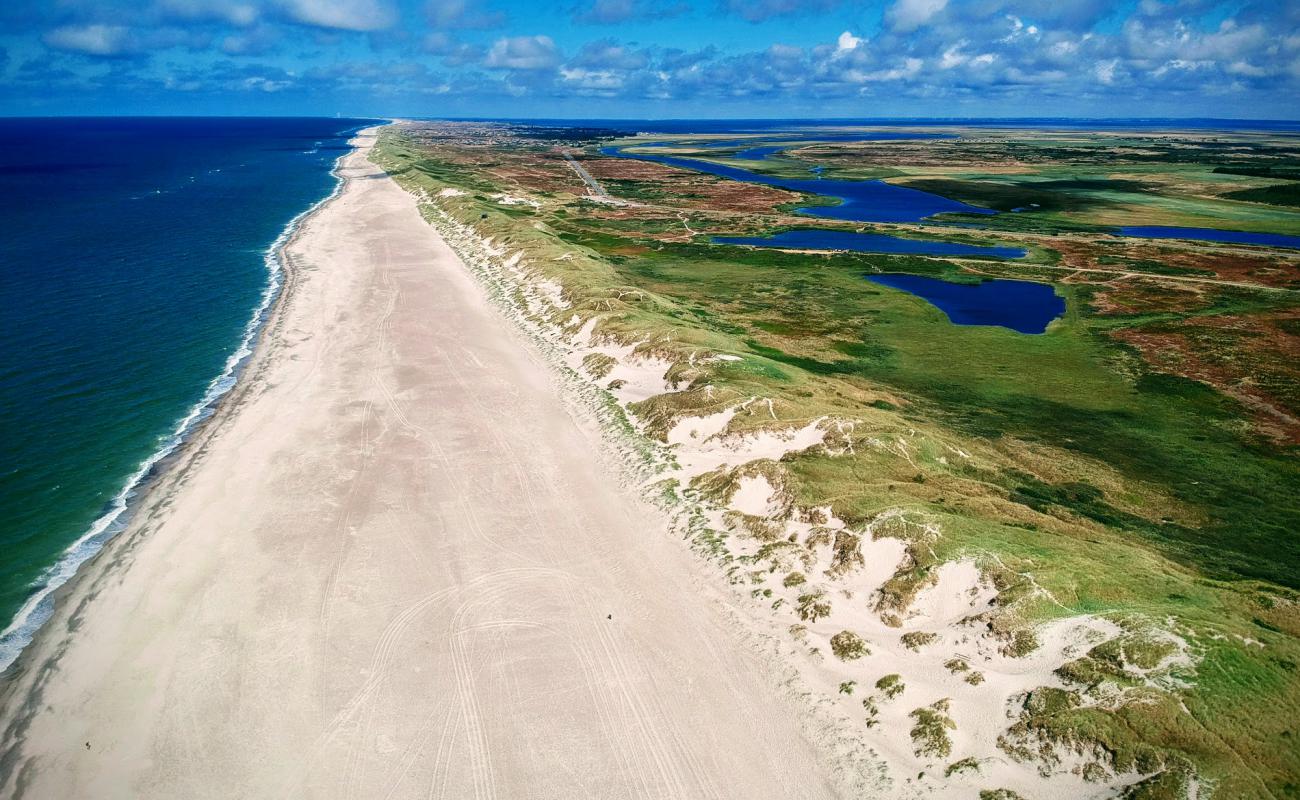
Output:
[713, 229, 1026, 258]
[0, 117, 373, 669]
[867, 274, 1065, 334]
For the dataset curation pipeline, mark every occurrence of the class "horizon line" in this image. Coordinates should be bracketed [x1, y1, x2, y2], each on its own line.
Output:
[3, 114, 1300, 124]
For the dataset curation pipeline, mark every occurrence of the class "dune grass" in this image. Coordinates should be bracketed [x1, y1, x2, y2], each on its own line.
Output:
[371, 126, 1300, 798]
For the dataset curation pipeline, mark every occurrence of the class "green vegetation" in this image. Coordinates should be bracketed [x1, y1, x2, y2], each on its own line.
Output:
[1223, 183, 1300, 207]
[945, 756, 982, 777]
[910, 698, 957, 758]
[830, 630, 870, 660]
[901, 631, 939, 651]
[372, 124, 1300, 799]
[876, 673, 906, 700]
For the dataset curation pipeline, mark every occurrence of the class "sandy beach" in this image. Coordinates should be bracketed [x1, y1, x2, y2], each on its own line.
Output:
[0, 128, 838, 799]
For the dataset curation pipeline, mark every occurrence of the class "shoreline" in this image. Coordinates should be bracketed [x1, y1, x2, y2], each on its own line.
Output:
[0, 125, 838, 798]
[0, 125, 378, 676]
[384, 131, 1196, 798]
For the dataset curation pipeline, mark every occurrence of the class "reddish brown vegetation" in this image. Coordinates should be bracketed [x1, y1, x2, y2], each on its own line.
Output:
[1112, 313, 1300, 444]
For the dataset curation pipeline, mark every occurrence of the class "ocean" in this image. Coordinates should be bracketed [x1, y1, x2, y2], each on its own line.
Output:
[0, 116, 374, 670]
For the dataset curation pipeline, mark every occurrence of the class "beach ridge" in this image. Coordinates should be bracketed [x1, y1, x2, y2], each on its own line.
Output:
[0, 125, 841, 798]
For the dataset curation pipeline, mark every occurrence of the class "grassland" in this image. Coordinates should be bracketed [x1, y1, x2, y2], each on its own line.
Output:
[373, 122, 1300, 799]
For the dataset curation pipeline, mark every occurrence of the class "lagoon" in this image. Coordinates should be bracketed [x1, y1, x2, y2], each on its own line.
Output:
[1119, 226, 1300, 249]
[602, 145, 993, 223]
[713, 229, 1026, 258]
[866, 273, 1065, 334]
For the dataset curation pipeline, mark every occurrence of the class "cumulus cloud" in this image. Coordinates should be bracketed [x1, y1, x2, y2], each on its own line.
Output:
[861, 56, 923, 82]
[485, 35, 560, 70]
[44, 24, 134, 56]
[571, 39, 650, 70]
[10, 0, 1300, 115]
[886, 0, 947, 31]
[1095, 58, 1119, 84]
[281, 0, 397, 31]
[220, 25, 278, 55]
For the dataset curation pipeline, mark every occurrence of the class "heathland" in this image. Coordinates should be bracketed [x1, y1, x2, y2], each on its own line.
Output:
[372, 120, 1300, 799]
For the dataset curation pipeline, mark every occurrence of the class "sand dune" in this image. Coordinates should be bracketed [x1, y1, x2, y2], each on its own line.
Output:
[0, 129, 837, 799]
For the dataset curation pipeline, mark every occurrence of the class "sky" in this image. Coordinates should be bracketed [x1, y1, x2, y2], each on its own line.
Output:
[1, 0, 1297, 118]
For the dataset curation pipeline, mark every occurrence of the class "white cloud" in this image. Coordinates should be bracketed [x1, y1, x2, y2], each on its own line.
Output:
[940, 42, 967, 69]
[1095, 58, 1119, 84]
[1001, 15, 1039, 42]
[486, 35, 560, 70]
[885, 0, 947, 32]
[281, 0, 396, 31]
[242, 75, 292, 91]
[44, 24, 132, 56]
[561, 67, 623, 92]
[854, 56, 923, 82]
[1225, 60, 1266, 77]
[837, 31, 862, 52]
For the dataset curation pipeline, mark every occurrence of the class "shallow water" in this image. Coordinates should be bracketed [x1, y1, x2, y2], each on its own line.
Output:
[713, 229, 1025, 258]
[866, 273, 1065, 334]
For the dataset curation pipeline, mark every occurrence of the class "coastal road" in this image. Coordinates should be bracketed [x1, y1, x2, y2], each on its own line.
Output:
[562, 150, 612, 198]
[0, 130, 838, 798]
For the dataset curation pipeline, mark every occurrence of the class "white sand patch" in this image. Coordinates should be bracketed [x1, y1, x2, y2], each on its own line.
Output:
[535, 278, 570, 310]
[492, 192, 540, 208]
[856, 536, 910, 594]
[437, 187, 465, 197]
[607, 358, 675, 404]
[666, 406, 737, 446]
[674, 418, 827, 481]
[905, 560, 997, 627]
[731, 475, 777, 517]
[572, 317, 600, 346]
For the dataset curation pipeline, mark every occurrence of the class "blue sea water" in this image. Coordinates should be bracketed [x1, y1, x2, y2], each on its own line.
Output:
[601, 144, 992, 223]
[0, 116, 373, 669]
[1119, 226, 1300, 249]
[866, 274, 1065, 334]
[713, 229, 1026, 258]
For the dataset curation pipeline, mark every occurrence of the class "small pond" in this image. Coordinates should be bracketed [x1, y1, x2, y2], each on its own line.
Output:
[713, 229, 1026, 258]
[866, 273, 1065, 334]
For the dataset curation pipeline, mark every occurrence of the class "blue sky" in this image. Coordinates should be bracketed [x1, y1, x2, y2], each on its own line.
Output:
[1, 0, 1297, 118]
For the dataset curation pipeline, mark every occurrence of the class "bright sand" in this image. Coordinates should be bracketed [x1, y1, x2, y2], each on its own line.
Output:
[0, 129, 838, 798]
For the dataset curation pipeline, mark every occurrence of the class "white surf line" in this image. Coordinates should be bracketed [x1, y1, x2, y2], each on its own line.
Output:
[0, 127, 375, 673]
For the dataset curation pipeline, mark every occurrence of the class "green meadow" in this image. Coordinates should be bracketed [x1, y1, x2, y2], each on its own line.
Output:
[374, 127, 1300, 798]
